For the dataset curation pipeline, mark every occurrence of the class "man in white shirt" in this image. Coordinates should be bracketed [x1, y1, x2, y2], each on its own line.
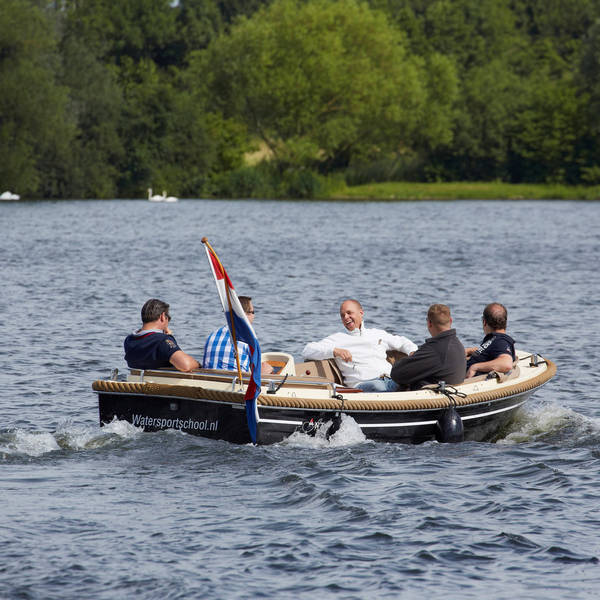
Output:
[302, 299, 418, 392]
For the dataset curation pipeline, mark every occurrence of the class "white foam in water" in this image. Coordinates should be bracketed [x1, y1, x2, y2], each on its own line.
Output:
[0, 419, 145, 458]
[498, 402, 584, 444]
[94, 417, 143, 438]
[72, 417, 144, 449]
[0, 430, 61, 457]
[282, 413, 367, 448]
[54, 418, 142, 450]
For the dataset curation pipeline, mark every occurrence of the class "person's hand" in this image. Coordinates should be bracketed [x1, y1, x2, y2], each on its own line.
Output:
[465, 346, 477, 357]
[333, 347, 353, 362]
[165, 327, 173, 335]
[466, 366, 479, 379]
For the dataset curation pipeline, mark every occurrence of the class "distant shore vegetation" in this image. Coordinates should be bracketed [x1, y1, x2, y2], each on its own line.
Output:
[2, 0, 600, 200]
[329, 181, 600, 201]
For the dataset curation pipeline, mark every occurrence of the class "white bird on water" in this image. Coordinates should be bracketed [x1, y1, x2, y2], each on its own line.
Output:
[162, 190, 178, 203]
[147, 187, 164, 202]
[0, 190, 20, 200]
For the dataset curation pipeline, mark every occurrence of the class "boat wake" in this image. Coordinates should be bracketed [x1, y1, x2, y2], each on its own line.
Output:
[281, 413, 368, 448]
[279, 402, 600, 449]
[497, 401, 600, 447]
[3, 403, 594, 457]
[0, 419, 143, 459]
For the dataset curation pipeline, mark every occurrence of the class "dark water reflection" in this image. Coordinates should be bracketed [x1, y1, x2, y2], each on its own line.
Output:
[1, 199, 599, 599]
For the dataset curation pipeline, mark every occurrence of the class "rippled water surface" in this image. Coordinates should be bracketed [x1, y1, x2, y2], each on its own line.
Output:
[1, 199, 600, 599]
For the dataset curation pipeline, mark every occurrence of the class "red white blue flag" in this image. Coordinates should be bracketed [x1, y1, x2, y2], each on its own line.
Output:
[203, 240, 261, 443]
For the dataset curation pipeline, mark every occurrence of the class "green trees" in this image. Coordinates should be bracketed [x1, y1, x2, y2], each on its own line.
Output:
[1, 0, 600, 198]
[57, 0, 243, 198]
[378, 0, 600, 183]
[198, 0, 457, 172]
[505, 0, 600, 183]
[382, 0, 524, 180]
[0, 0, 73, 197]
[59, 26, 124, 198]
[578, 18, 600, 183]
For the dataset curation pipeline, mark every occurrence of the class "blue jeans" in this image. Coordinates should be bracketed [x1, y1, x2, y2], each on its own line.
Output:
[356, 375, 399, 393]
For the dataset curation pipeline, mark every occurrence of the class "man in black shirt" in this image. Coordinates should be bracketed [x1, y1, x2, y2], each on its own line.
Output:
[391, 304, 466, 391]
[465, 303, 516, 378]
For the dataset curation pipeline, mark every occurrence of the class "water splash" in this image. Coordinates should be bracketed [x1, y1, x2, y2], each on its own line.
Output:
[497, 402, 600, 446]
[0, 430, 60, 457]
[281, 413, 368, 448]
[54, 418, 143, 450]
[0, 418, 143, 458]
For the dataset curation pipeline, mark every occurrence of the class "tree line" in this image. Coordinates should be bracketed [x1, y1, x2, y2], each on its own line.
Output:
[1, 0, 600, 199]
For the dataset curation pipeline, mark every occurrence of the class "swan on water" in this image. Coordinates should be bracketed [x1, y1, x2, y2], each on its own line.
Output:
[0, 190, 20, 200]
[147, 188, 164, 202]
[162, 190, 178, 203]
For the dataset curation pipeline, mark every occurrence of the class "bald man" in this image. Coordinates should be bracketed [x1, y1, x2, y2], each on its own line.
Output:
[302, 299, 417, 392]
[465, 302, 516, 378]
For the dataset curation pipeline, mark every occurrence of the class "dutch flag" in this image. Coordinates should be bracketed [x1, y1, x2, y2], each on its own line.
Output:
[203, 240, 261, 443]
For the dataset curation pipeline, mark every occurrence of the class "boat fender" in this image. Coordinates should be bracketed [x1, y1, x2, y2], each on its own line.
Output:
[428, 381, 465, 443]
[436, 406, 464, 443]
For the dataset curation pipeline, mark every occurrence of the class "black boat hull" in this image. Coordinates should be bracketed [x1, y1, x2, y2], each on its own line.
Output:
[98, 388, 532, 445]
[98, 391, 252, 444]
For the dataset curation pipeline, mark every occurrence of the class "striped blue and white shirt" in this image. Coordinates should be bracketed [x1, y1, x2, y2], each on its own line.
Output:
[202, 325, 251, 371]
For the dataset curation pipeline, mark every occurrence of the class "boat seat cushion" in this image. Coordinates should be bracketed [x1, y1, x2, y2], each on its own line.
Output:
[294, 359, 344, 385]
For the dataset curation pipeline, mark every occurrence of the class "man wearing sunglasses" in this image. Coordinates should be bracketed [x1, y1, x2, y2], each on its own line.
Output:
[124, 298, 199, 372]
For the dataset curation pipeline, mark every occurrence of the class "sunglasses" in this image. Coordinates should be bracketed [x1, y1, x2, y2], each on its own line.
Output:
[246, 310, 255, 315]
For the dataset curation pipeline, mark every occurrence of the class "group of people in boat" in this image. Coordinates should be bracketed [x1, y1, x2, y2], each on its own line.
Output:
[123, 297, 516, 392]
[302, 300, 515, 391]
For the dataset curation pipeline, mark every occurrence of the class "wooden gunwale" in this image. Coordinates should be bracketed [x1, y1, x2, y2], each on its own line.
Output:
[93, 359, 556, 412]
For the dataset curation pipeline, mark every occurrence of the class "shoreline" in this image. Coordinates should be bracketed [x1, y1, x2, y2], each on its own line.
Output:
[326, 181, 600, 201]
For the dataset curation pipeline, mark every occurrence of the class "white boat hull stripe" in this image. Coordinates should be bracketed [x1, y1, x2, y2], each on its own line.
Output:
[258, 400, 526, 428]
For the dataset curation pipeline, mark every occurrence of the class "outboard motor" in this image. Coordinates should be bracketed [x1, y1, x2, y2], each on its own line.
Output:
[300, 418, 319, 436]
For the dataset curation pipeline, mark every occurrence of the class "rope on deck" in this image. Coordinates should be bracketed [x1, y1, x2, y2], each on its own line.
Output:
[93, 359, 556, 412]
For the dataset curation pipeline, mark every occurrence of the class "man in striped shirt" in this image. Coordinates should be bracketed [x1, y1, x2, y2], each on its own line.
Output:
[202, 296, 273, 374]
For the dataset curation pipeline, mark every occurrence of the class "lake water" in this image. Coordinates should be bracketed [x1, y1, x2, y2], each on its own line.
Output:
[1, 198, 599, 599]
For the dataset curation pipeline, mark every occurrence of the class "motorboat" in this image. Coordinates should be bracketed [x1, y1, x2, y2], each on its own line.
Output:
[93, 349, 556, 445]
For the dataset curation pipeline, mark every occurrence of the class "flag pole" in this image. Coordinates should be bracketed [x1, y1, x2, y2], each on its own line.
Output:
[201, 237, 244, 388]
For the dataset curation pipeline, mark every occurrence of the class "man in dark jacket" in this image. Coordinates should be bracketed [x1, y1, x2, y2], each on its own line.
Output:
[465, 303, 516, 378]
[124, 298, 199, 372]
[391, 304, 466, 390]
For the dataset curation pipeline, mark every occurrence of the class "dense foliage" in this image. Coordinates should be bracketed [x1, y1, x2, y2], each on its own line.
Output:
[1, 0, 600, 198]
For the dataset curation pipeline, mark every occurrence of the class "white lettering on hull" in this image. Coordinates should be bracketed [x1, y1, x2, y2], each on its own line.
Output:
[131, 414, 218, 432]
